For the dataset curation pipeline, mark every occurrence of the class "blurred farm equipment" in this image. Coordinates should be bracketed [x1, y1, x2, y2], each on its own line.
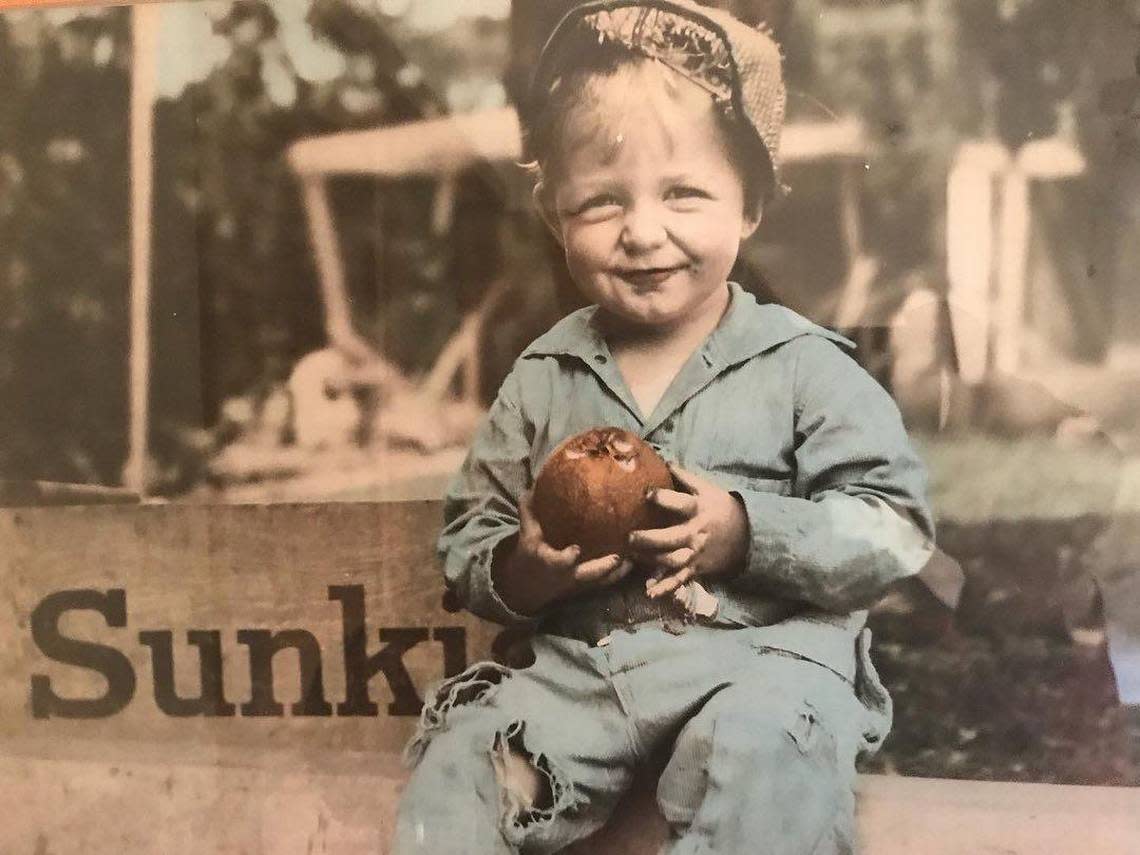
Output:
[891, 98, 1109, 444]
[280, 107, 877, 460]
[947, 100, 1087, 383]
[285, 107, 520, 454]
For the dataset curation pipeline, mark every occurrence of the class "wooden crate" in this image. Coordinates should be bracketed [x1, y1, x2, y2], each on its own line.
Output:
[2, 502, 1137, 853]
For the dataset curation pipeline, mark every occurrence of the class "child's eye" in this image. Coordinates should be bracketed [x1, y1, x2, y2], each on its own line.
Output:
[575, 194, 619, 213]
[563, 194, 621, 220]
[667, 186, 708, 200]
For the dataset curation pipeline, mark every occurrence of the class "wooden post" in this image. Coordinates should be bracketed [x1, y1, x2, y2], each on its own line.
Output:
[122, 3, 159, 497]
[994, 167, 1030, 374]
[946, 140, 1010, 382]
[298, 175, 377, 365]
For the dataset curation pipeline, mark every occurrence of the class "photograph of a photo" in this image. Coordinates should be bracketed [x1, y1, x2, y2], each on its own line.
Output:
[1, 1, 1139, 852]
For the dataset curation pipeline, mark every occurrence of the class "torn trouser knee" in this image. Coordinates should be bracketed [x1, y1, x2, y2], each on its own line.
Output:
[490, 719, 583, 847]
[404, 661, 513, 767]
[658, 698, 836, 829]
[657, 680, 858, 855]
[403, 659, 587, 851]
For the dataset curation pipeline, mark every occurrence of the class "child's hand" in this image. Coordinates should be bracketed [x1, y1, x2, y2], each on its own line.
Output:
[492, 491, 634, 615]
[628, 463, 749, 599]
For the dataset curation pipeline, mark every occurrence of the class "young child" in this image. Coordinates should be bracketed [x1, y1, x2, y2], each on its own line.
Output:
[393, 2, 934, 852]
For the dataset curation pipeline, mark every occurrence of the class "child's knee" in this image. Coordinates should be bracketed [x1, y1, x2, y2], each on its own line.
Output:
[394, 744, 501, 853]
[658, 693, 849, 823]
[400, 719, 585, 853]
[657, 694, 857, 853]
[723, 700, 846, 789]
[490, 719, 584, 846]
[401, 703, 588, 852]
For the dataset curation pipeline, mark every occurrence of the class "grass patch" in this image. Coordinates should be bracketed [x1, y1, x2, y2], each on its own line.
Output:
[914, 435, 1130, 523]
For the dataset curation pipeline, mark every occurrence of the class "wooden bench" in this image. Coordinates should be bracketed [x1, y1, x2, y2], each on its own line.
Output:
[2, 502, 1137, 853]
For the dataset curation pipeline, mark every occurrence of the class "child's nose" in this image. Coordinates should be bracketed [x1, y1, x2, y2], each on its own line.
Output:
[619, 203, 667, 252]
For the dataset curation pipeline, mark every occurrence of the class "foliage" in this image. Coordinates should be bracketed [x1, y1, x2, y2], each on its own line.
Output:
[1, 2, 512, 489]
[163, 0, 514, 427]
[0, 10, 132, 483]
[0, 1, 1114, 490]
[791, 0, 1096, 275]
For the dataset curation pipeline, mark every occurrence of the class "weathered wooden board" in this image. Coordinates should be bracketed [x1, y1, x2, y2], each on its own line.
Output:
[1, 502, 497, 757]
[3, 502, 1138, 854]
[0, 501, 504, 851]
[2, 747, 1137, 854]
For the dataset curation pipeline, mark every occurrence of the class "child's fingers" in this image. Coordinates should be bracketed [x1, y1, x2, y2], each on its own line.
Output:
[572, 553, 624, 585]
[595, 558, 634, 588]
[653, 546, 695, 571]
[646, 487, 698, 518]
[627, 521, 695, 554]
[518, 491, 545, 536]
[646, 566, 696, 598]
[667, 463, 709, 495]
[537, 541, 580, 570]
[613, 558, 635, 582]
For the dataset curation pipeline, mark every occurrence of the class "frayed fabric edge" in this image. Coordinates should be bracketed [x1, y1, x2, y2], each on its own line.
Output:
[404, 661, 514, 768]
[490, 719, 584, 846]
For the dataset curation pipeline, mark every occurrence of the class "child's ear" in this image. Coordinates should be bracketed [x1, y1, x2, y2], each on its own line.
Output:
[533, 182, 564, 245]
[740, 203, 762, 242]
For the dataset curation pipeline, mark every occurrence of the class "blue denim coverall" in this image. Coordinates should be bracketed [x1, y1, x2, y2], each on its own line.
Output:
[393, 283, 935, 853]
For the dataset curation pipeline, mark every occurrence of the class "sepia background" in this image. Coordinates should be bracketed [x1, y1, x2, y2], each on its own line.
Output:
[3, 0, 1140, 796]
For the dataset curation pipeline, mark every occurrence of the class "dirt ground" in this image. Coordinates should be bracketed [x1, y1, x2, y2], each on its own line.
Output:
[865, 614, 1136, 786]
[866, 436, 1140, 787]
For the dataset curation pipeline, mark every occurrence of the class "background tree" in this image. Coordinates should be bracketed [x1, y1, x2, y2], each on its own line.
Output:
[0, 10, 131, 484]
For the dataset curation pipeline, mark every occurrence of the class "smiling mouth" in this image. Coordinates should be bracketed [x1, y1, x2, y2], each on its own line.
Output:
[614, 265, 686, 286]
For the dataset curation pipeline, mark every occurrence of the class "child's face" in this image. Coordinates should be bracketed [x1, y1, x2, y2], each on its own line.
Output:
[542, 64, 760, 335]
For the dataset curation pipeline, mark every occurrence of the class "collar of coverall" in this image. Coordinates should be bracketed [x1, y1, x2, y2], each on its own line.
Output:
[520, 281, 854, 370]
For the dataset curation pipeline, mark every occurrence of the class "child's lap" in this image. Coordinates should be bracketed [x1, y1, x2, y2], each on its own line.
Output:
[409, 623, 868, 787]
